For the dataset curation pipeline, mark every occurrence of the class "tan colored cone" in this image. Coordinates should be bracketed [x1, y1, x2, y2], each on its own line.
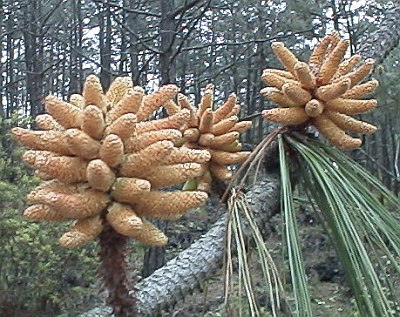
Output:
[125, 129, 182, 153]
[346, 59, 375, 88]
[220, 140, 242, 152]
[136, 84, 179, 121]
[31, 179, 82, 195]
[213, 93, 237, 123]
[315, 78, 351, 101]
[177, 93, 198, 127]
[22, 150, 58, 167]
[294, 62, 316, 89]
[261, 88, 298, 107]
[120, 141, 174, 177]
[30, 189, 110, 219]
[106, 76, 133, 104]
[35, 114, 64, 131]
[144, 163, 205, 188]
[226, 104, 240, 118]
[212, 116, 238, 136]
[45, 95, 82, 129]
[304, 99, 325, 118]
[198, 84, 214, 118]
[133, 191, 208, 220]
[33, 155, 88, 184]
[309, 35, 332, 71]
[342, 80, 379, 99]
[199, 108, 214, 133]
[209, 163, 232, 181]
[261, 72, 298, 89]
[317, 39, 350, 85]
[261, 108, 308, 125]
[135, 109, 190, 134]
[183, 128, 200, 142]
[271, 42, 299, 74]
[59, 215, 103, 248]
[334, 54, 362, 79]
[65, 129, 100, 160]
[211, 150, 250, 165]
[81, 105, 105, 140]
[209, 132, 239, 149]
[198, 133, 215, 147]
[127, 219, 168, 246]
[106, 113, 137, 140]
[82, 75, 108, 113]
[163, 147, 211, 165]
[282, 83, 312, 105]
[164, 99, 180, 115]
[106, 203, 143, 236]
[86, 159, 116, 192]
[34, 170, 53, 180]
[326, 98, 377, 115]
[24, 204, 66, 222]
[312, 115, 362, 149]
[106, 86, 144, 124]
[99, 134, 124, 168]
[262, 68, 295, 79]
[11, 128, 72, 155]
[111, 177, 151, 203]
[229, 121, 252, 133]
[69, 94, 85, 108]
[325, 111, 377, 134]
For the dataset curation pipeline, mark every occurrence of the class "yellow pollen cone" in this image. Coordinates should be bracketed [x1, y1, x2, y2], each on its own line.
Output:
[136, 84, 179, 121]
[335, 54, 362, 78]
[125, 129, 182, 153]
[346, 58, 375, 88]
[282, 83, 312, 105]
[209, 132, 240, 149]
[99, 134, 124, 168]
[262, 72, 298, 89]
[198, 133, 215, 147]
[294, 62, 316, 89]
[66, 129, 100, 160]
[163, 147, 211, 165]
[271, 42, 299, 74]
[183, 128, 200, 142]
[312, 115, 362, 149]
[24, 204, 66, 222]
[308, 35, 332, 71]
[199, 108, 214, 133]
[105, 76, 133, 105]
[59, 215, 103, 248]
[260, 87, 299, 107]
[22, 150, 58, 167]
[210, 150, 251, 165]
[81, 105, 105, 140]
[35, 114, 65, 131]
[209, 163, 232, 181]
[11, 128, 72, 155]
[106, 113, 137, 140]
[342, 80, 379, 99]
[86, 159, 116, 192]
[144, 163, 205, 189]
[106, 203, 143, 237]
[229, 121, 252, 133]
[133, 191, 208, 220]
[315, 78, 351, 101]
[197, 84, 214, 118]
[262, 108, 309, 126]
[213, 93, 237, 123]
[82, 75, 108, 113]
[325, 111, 377, 134]
[211, 116, 238, 136]
[106, 86, 144, 124]
[326, 98, 377, 115]
[126, 219, 168, 246]
[164, 99, 180, 116]
[305, 99, 325, 118]
[197, 170, 212, 192]
[135, 109, 190, 134]
[120, 141, 174, 178]
[111, 177, 151, 203]
[45, 95, 82, 129]
[69, 94, 85, 108]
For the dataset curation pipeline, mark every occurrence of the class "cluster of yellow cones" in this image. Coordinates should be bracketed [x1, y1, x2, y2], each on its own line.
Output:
[12, 76, 251, 248]
[178, 84, 252, 192]
[261, 32, 378, 149]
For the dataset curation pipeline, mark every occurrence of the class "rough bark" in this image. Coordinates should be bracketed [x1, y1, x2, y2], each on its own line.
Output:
[80, 174, 280, 317]
[356, 4, 400, 63]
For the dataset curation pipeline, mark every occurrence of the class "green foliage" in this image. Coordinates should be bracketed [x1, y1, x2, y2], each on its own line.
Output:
[0, 114, 99, 316]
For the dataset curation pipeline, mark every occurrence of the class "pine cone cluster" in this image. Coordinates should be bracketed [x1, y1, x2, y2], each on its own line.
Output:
[12, 75, 210, 248]
[261, 32, 379, 149]
[177, 84, 252, 191]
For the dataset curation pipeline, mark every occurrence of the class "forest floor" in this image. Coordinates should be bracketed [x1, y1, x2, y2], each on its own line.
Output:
[158, 202, 357, 317]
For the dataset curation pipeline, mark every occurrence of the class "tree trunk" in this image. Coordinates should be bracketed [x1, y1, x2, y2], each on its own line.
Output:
[80, 175, 280, 317]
